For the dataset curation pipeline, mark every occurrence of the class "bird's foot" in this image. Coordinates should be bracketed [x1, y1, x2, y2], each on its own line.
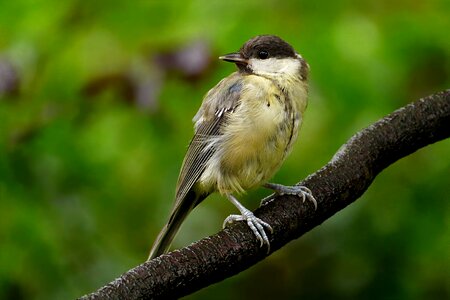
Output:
[261, 183, 317, 209]
[223, 209, 273, 253]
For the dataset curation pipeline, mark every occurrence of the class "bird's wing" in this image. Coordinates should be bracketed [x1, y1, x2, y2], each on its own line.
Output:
[149, 73, 244, 259]
[173, 73, 243, 209]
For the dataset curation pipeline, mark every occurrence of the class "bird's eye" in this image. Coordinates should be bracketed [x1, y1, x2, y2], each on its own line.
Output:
[258, 50, 269, 59]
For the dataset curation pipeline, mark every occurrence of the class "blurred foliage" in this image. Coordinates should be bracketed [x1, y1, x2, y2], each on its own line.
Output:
[0, 0, 449, 299]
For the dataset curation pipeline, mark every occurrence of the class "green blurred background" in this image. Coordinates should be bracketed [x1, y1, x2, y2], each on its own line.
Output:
[0, 0, 449, 299]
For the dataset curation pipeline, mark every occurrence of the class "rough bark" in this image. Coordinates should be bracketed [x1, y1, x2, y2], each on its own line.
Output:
[80, 90, 450, 300]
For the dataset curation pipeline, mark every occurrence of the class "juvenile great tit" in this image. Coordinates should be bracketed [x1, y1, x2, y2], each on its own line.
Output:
[148, 35, 316, 260]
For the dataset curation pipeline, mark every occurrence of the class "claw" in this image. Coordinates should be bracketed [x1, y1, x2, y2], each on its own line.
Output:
[264, 183, 317, 210]
[224, 211, 273, 252]
[225, 194, 273, 253]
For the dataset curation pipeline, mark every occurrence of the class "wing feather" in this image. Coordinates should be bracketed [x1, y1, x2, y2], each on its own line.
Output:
[173, 74, 243, 209]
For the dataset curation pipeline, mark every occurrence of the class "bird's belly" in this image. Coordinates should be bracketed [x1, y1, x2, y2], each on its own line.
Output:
[200, 99, 295, 195]
[220, 133, 288, 192]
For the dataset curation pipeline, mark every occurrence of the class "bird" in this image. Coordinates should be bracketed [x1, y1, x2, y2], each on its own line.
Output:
[148, 35, 316, 260]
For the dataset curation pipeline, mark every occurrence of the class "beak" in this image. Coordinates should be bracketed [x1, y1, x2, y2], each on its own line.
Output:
[219, 52, 248, 65]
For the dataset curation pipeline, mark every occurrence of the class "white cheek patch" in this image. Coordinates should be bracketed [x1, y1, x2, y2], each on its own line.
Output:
[249, 57, 301, 76]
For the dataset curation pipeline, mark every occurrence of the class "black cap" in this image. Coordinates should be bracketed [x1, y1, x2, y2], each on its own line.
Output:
[240, 35, 296, 60]
[219, 35, 299, 73]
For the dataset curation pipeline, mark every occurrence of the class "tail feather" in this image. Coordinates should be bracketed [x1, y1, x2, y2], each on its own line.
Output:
[148, 191, 204, 260]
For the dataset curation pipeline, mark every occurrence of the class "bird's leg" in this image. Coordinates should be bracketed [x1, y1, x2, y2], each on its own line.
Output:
[223, 194, 273, 253]
[261, 182, 317, 209]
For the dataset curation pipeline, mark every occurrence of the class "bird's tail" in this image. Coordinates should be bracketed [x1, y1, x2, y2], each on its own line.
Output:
[148, 190, 204, 260]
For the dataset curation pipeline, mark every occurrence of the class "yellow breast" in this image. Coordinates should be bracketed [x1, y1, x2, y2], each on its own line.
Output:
[216, 76, 298, 193]
[198, 73, 308, 195]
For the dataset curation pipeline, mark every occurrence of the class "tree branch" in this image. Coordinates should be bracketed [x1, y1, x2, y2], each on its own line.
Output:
[80, 90, 450, 300]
